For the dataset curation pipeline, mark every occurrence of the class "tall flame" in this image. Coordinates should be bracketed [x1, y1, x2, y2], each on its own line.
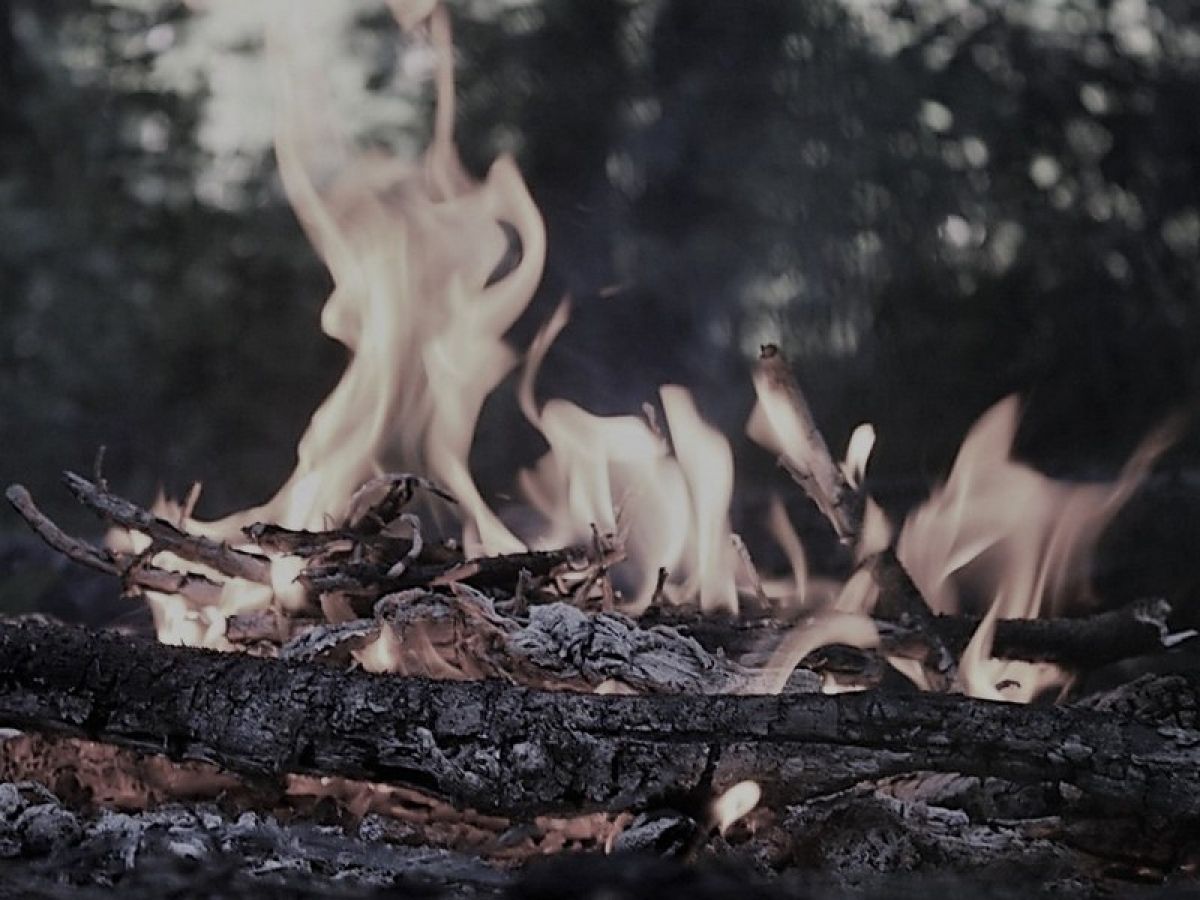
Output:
[205, 2, 538, 556]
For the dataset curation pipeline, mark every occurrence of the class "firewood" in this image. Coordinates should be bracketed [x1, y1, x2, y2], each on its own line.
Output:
[649, 598, 1188, 676]
[1, 621, 1198, 821]
[301, 547, 585, 607]
[865, 547, 959, 685]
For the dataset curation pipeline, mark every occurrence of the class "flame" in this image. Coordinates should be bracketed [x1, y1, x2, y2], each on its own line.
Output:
[204, 1, 538, 553]
[842, 423, 876, 490]
[896, 396, 1176, 699]
[752, 611, 880, 694]
[109, 0, 1178, 711]
[764, 494, 808, 609]
[516, 304, 740, 612]
[711, 780, 761, 835]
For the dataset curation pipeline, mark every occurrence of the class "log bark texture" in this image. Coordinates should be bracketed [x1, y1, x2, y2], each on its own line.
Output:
[0, 621, 1198, 820]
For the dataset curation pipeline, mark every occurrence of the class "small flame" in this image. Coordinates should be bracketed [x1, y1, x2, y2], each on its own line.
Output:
[517, 304, 740, 612]
[896, 396, 1177, 698]
[712, 780, 761, 835]
[764, 494, 808, 609]
[842, 423, 876, 489]
[752, 611, 880, 694]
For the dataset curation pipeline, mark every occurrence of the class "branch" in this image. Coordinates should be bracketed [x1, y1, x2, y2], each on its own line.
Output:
[62, 472, 271, 585]
[866, 547, 958, 687]
[5, 484, 224, 607]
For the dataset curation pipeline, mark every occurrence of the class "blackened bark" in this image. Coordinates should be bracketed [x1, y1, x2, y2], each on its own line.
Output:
[0, 621, 1198, 820]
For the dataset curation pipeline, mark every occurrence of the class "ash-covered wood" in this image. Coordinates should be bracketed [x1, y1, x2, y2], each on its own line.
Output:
[1, 621, 1199, 821]
[277, 589, 748, 694]
[0, 778, 506, 900]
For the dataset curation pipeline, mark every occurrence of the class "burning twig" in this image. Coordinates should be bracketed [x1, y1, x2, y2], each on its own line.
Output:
[302, 547, 584, 605]
[752, 346, 957, 687]
[649, 597, 1189, 688]
[61, 471, 272, 585]
[753, 344, 863, 543]
[343, 472, 456, 533]
[866, 547, 958, 688]
[385, 513, 423, 577]
[730, 533, 770, 608]
[5, 484, 225, 607]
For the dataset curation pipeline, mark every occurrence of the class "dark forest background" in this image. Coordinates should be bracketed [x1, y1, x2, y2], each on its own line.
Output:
[2, 0, 1200, 598]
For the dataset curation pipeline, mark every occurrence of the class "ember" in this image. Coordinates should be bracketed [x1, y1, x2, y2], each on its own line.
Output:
[2, 0, 1200, 896]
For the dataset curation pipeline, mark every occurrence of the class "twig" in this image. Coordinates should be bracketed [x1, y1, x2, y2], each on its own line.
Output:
[5, 484, 224, 607]
[62, 472, 272, 585]
[730, 533, 769, 608]
[343, 472, 455, 533]
[650, 567, 669, 606]
[385, 513, 423, 577]
[866, 547, 958, 688]
[753, 345, 862, 543]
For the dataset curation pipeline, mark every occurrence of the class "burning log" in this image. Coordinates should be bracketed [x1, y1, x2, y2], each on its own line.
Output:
[1, 620, 1198, 821]
[656, 597, 1187, 676]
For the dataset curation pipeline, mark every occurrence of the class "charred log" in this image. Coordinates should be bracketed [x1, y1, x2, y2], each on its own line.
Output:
[1, 621, 1198, 821]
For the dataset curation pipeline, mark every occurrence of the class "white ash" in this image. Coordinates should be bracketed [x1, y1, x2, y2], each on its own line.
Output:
[507, 602, 750, 694]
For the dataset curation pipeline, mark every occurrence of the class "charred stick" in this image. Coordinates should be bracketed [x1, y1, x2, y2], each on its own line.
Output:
[62, 471, 272, 585]
[865, 547, 958, 687]
[910, 597, 1185, 669]
[753, 345, 863, 543]
[5, 484, 225, 607]
[751, 349, 950, 685]
[301, 547, 583, 603]
[1, 620, 1198, 819]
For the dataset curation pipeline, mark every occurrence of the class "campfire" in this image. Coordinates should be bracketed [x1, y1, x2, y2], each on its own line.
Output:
[2, 2, 1200, 897]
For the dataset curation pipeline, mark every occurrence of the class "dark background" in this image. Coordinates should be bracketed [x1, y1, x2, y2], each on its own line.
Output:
[2, 0, 1200, 616]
